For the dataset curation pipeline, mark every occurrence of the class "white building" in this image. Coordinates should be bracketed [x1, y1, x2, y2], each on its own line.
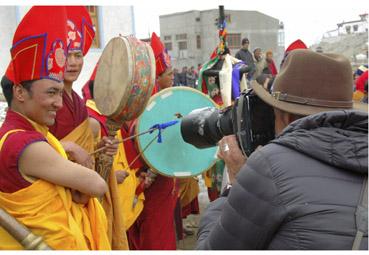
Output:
[323, 13, 368, 38]
[0, 6, 135, 96]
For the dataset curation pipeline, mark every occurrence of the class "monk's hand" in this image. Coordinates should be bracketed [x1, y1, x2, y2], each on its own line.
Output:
[144, 169, 157, 188]
[71, 189, 90, 204]
[98, 136, 118, 157]
[61, 141, 94, 169]
[115, 170, 129, 184]
[217, 135, 247, 185]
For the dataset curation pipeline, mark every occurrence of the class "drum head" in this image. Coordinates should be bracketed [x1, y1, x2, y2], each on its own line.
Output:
[94, 36, 155, 123]
[136, 87, 218, 177]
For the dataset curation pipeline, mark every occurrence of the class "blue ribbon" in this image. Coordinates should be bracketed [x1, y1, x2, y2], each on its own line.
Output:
[149, 120, 179, 143]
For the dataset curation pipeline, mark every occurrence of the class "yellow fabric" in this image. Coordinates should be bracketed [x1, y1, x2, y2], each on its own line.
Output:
[85, 104, 129, 250]
[61, 118, 95, 154]
[178, 177, 200, 208]
[353, 90, 364, 102]
[202, 169, 213, 188]
[86, 99, 101, 114]
[112, 129, 144, 230]
[0, 118, 110, 250]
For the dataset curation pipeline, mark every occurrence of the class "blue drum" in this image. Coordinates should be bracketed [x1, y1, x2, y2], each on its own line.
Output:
[136, 87, 218, 177]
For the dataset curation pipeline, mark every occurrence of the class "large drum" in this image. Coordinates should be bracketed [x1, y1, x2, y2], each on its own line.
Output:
[94, 36, 156, 124]
[136, 87, 218, 177]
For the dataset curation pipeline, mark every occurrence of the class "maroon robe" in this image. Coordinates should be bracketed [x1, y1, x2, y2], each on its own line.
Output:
[48, 90, 88, 139]
[0, 110, 46, 192]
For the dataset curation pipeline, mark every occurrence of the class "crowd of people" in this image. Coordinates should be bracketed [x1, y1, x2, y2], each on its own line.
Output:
[0, 5, 367, 251]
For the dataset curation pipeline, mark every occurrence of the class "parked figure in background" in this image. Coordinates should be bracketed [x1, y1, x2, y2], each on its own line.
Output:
[197, 49, 368, 250]
[0, 6, 110, 250]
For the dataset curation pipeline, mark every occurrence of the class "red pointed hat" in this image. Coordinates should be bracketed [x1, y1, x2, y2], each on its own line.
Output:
[150, 32, 171, 77]
[66, 6, 95, 55]
[285, 39, 307, 52]
[5, 62, 15, 82]
[11, 6, 69, 85]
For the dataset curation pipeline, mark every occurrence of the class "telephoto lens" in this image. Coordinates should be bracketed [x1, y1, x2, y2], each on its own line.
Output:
[180, 106, 234, 148]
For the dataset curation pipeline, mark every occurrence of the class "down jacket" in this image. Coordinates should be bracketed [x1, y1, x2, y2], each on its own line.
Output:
[197, 110, 368, 250]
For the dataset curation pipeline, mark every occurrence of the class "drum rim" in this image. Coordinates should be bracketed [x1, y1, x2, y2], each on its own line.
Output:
[94, 36, 156, 123]
[135, 86, 219, 178]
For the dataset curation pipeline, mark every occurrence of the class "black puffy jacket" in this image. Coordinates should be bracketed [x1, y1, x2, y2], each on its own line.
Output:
[197, 110, 368, 250]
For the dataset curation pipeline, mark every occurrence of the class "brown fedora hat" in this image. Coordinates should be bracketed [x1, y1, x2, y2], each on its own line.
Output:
[251, 49, 368, 116]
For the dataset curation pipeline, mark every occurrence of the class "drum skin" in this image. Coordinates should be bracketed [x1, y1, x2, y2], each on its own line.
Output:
[94, 36, 156, 124]
[136, 87, 218, 177]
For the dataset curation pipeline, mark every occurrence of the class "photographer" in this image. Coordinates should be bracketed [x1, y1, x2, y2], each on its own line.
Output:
[196, 49, 368, 250]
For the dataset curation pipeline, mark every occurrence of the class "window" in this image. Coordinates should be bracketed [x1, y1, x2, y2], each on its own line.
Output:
[227, 33, 241, 49]
[164, 35, 171, 41]
[353, 25, 358, 32]
[176, 34, 187, 40]
[86, 6, 100, 48]
[164, 42, 172, 51]
[196, 35, 201, 49]
[345, 25, 351, 34]
[196, 17, 200, 22]
[178, 41, 187, 50]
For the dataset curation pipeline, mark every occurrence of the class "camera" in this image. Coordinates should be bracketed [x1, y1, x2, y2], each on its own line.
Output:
[180, 89, 275, 156]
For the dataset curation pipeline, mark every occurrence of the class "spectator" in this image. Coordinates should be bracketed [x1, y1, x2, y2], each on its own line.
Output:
[179, 66, 188, 86]
[265, 50, 278, 76]
[186, 66, 197, 88]
[197, 49, 368, 250]
[252, 47, 269, 80]
[235, 37, 255, 80]
[173, 68, 180, 86]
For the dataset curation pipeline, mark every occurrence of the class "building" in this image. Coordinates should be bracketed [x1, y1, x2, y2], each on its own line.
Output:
[0, 6, 135, 96]
[314, 14, 368, 68]
[323, 13, 368, 38]
[159, 9, 285, 69]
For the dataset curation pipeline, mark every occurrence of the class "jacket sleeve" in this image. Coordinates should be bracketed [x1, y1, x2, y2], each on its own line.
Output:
[196, 149, 287, 250]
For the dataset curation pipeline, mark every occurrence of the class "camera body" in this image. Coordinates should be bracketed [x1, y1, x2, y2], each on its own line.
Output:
[180, 89, 275, 156]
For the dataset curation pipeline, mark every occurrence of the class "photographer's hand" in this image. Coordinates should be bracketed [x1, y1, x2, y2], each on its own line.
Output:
[217, 135, 247, 184]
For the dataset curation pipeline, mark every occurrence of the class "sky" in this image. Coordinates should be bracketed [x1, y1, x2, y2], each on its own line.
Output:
[132, 0, 368, 47]
[3, 0, 368, 47]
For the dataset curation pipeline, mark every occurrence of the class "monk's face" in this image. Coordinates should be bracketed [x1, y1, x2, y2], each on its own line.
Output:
[21, 79, 64, 126]
[64, 50, 84, 84]
[157, 68, 174, 90]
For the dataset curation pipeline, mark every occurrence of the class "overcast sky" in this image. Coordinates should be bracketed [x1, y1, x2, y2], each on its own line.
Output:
[132, 0, 368, 47]
[4, 0, 368, 47]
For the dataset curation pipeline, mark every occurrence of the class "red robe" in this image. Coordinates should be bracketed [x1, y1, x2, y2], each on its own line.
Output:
[0, 110, 46, 193]
[48, 90, 88, 139]
[127, 84, 178, 250]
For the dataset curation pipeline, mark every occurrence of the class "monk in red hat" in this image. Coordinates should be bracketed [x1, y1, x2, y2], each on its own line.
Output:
[0, 6, 110, 250]
[126, 32, 179, 250]
[47, 7, 128, 250]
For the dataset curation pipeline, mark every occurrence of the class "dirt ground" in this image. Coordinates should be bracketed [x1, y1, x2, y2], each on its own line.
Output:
[176, 177, 210, 250]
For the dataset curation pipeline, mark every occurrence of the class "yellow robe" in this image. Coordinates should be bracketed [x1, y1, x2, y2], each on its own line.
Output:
[113, 129, 145, 230]
[84, 101, 129, 250]
[0, 120, 110, 250]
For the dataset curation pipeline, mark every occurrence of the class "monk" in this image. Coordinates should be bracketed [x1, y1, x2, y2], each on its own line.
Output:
[47, 7, 128, 250]
[128, 32, 178, 250]
[82, 66, 145, 232]
[0, 6, 110, 250]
